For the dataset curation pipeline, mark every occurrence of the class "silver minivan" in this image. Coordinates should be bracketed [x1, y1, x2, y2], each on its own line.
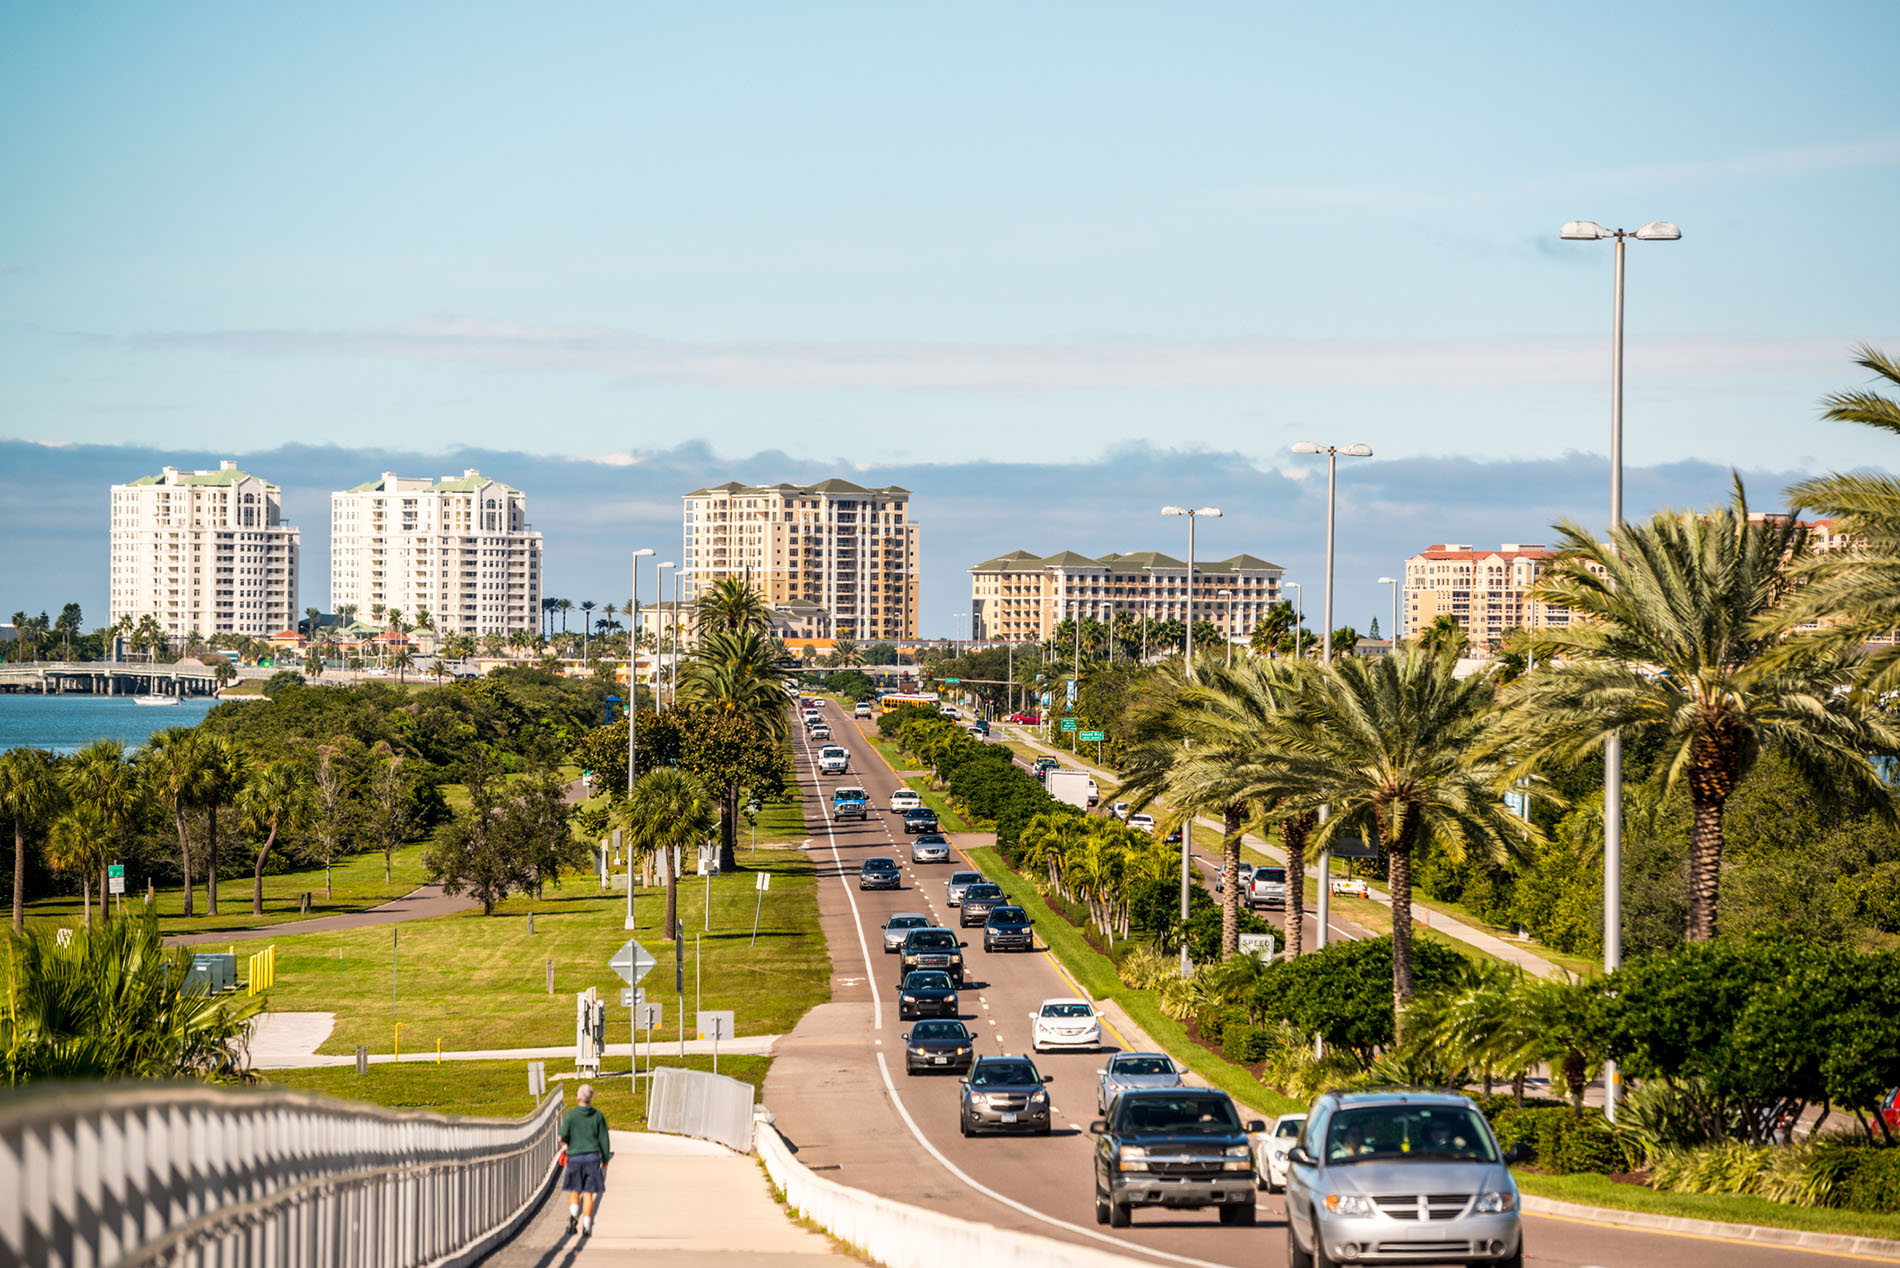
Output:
[1285, 1090, 1526, 1268]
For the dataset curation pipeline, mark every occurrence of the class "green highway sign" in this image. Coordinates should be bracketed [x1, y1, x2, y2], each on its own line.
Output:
[1079, 730, 1105, 742]
[1060, 718, 1078, 732]
[944, 678, 960, 684]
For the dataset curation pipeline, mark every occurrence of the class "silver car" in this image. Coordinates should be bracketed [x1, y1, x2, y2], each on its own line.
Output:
[945, 871, 984, 907]
[1285, 1090, 1527, 1268]
[1095, 1052, 1184, 1116]
[881, 912, 931, 953]
[910, 833, 952, 865]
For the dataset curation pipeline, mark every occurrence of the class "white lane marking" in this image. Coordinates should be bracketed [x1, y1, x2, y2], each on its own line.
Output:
[874, 1052, 1236, 1268]
[798, 726, 883, 1032]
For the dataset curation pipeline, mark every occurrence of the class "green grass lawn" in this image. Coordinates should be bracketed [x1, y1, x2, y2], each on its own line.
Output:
[904, 777, 976, 834]
[254, 846, 828, 1055]
[961, 842, 1301, 1119]
[25, 840, 435, 936]
[1516, 1172, 1900, 1242]
[266, 1054, 771, 1124]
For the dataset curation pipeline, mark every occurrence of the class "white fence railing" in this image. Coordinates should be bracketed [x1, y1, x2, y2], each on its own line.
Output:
[755, 1119, 1154, 1268]
[646, 1067, 755, 1153]
[0, 1082, 563, 1268]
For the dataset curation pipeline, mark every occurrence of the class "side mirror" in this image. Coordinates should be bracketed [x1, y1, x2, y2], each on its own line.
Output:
[1245, 1120, 1267, 1134]
[1089, 1120, 1107, 1135]
[1043, 1074, 1055, 1083]
[1094, 1068, 1106, 1076]
[1504, 1143, 1532, 1164]
[959, 942, 968, 948]
[900, 1032, 909, 1042]
[1287, 1144, 1314, 1166]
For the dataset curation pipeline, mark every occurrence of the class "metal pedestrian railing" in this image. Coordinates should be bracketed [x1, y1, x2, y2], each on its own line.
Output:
[0, 1082, 563, 1268]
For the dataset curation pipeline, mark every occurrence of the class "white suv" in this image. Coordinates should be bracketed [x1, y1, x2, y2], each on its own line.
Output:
[819, 745, 850, 775]
[889, 789, 923, 813]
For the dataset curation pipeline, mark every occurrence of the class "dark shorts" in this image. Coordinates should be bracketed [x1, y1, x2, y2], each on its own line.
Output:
[562, 1151, 606, 1194]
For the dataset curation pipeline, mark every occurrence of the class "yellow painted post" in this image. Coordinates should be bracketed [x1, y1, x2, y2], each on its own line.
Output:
[436, 1039, 441, 1064]
[395, 1022, 401, 1065]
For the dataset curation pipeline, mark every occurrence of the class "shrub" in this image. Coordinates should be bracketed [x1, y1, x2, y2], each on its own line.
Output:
[1222, 1024, 1276, 1065]
[1490, 1106, 1634, 1175]
[1657, 1136, 1900, 1212]
[1116, 945, 1175, 990]
[1199, 1006, 1244, 1048]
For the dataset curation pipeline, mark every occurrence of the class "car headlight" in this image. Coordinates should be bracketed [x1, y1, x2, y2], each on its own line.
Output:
[901, 994, 915, 1003]
[1030, 1090, 1047, 1104]
[1474, 1191, 1517, 1214]
[909, 1046, 926, 1054]
[955, 1045, 970, 1053]
[1224, 1145, 1251, 1159]
[1120, 1145, 1146, 1159]
[1323, 1194, 1376, 1217]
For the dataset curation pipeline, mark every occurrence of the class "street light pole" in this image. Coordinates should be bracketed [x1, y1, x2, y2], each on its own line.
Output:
[1288, 581, 1303, 659]
[627, 548, 655, 933]
[1378, 576, 1398, 650]
[1562, 217, 1679, 1123]
[1218, 589, 1234, 666]
[1162, 506, 1222, 681]
[1291, 442, 1372, 951]
[655, 561, 673, 710]
[670, 568, 688, 707]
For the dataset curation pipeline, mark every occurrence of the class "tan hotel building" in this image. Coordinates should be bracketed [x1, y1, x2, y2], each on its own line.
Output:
[681, 479, 920, 641]
[1401, 544, 1574, 650]
[969, 550, 1283, 644]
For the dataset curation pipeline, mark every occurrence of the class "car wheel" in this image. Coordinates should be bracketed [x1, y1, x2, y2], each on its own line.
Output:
[1094, 1191, 1110, 1225]
[960, 1112, 974, 1138]
[1219, 1201, 1255, 1227]
[1286, 1224, 1315, 1268]
[1492, 1253, 1523, 1268]
[1038, 1121, 1051, 1136]
[1108, 1201, 1131, 1229]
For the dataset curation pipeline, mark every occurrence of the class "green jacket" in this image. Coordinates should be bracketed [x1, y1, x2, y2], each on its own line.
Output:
[560, 1105, 612, 1160]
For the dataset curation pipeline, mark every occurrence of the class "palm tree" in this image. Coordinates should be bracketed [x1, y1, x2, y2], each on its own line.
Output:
[555, 598, 573, 638]
[579, 600, 597, 661]
[694, 577, 771, 635]
[236, 760, 312, 915]
[624, 768, 716, 940]
[65, 739, 139, 914]
[1273, 645, 1532, 1019]
[0, 747, 65, 929]
[1499, 479, 1898, 942]
[429, 657, 449, 684]
[47, 804, 111, 925]
[390, 646, 415, 684]
[677, 627, 794, 740]
[195, 735, 246, 916]
[141, 728, 211, 918]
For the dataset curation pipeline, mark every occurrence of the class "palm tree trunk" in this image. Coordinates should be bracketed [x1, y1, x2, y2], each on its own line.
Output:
[205, 806, 220, 916]
[1280, 813, 1310, 960]
[1219, 804, 1243, 958]
[1389, 840, 1417, 1029]
[253, 826, 279, 915]
[11, 814, 24, 931]
[664, 846, 680, 940]
[175, 806, 195, 918]
[719, 788, 739, 874]
[1687, 785, 1726, 942]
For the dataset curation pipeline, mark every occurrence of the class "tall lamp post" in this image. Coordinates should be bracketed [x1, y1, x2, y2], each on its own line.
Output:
[1288, 581, 1303, 658]
[1161, 506, 1222, 681]
[1218, 589, 1234, 666]
[627, 547, 656, 931]
[670, 567, 689, 708]
[655, 562, 675, 709]
[1290, 441, 1372, 951]
[1562, 216, 1680, 1123]
[1378, 576, 1399, 650]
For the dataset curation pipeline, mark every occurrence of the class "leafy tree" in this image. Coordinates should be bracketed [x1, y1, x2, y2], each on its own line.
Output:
[424, 755, 517, 915]
[236, 760, 311, 915]
[308, 742, 358, 899]
[1419, 614, 1469, 658]
[46, 805, 110, 925]
[1252, 935, 1467, 1063]
[0, 747, 64, 930]
[676, 707, 788, 873]
[367, 742, 414, 883]
[1500, 479, 1899, 941]
[63, 739, 140, 918]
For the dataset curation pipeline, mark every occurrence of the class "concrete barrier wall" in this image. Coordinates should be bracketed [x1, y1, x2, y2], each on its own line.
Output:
[647, 1067, 756, 1153]
[755, 1118, 1156, 1268]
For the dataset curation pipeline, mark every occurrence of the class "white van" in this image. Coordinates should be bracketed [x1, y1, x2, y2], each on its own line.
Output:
[819, 745, 850, 775]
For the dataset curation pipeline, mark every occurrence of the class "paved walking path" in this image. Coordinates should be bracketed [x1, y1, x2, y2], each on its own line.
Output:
[170, 881, 481, 946]
[246, 1011, 784, 1068]
[482, 1130, 856, 1266]
[1000, 725, 1565, 979]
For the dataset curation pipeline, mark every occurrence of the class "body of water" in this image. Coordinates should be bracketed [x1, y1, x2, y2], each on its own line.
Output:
[0, 694, 221, 754]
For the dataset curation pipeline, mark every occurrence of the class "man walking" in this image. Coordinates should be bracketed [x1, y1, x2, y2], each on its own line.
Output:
[559, 1083, 612, 1236]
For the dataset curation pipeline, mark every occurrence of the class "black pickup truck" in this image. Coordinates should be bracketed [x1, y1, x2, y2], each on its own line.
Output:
[1091, 1088, 1265, 1229]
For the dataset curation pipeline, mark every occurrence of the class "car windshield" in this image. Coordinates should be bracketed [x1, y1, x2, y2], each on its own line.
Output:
[904, 972, 953, 990]
[1111, 1057, 1175, 1076]
[1117, 1095, 1242, 1133]
[886, 916, 926, 929]
[971, 1061, 1039, 1086]
[912, 1021, 967, 1041]
[908, 930, 957, 949]
[988, 907, 1027, 923]
[1276, 1118, 1305, 1137]
[1325, 1105, 1497, 1164]
[863, 858, 896, 870]
[1041, 1003, 1093, 1018]
[916, 835, 947, 845]
[965, 885, 1002, 900]
[950, 873, 983, 885]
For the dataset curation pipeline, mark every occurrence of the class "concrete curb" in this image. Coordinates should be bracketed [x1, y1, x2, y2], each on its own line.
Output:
[1521, 1192, 1900, 1260]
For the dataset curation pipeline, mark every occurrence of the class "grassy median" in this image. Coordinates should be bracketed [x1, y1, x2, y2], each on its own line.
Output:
[1516, 1173, 1900, 1242]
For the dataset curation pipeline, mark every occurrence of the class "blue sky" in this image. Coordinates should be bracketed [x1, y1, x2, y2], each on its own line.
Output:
[3, 2, 1897, 633]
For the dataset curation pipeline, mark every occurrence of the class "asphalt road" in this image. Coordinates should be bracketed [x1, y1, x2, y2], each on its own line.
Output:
[762, 704, 1880, 1268]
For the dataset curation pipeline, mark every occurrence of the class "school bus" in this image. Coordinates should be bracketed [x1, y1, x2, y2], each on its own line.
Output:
[878, 691, 942, 715]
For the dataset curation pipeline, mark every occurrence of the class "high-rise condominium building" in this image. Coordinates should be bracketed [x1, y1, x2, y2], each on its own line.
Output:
[1401, 544, 1573, 650]
[109, 461, 300, 640]
[331, 470, 542, 635]
[681, 480, 920, 640]
[969, 550, 1283, 644]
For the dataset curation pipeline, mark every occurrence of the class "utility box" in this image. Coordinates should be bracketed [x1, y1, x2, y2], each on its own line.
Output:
[575, 989, 606, 1075]
[1045, 768, 1100, 811]
[189, 953, 237, 993]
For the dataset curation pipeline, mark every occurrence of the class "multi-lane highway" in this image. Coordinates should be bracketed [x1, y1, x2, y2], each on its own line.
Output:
[761, 701, 1879, 1268]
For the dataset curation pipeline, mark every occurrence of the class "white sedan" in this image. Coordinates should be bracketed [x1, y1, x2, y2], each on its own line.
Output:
[1127, 813, 1156, 834]
[1330, 876, 1370, 898]
[1254, 1112, 1307, 1191]
[889, 789, 924, 813]
[1029, 998, 1102, 1052]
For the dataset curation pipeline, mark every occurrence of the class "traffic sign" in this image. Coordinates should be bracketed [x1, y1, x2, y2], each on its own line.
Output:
[944, 678, 960, 684]
[697, 1010, 735, 1040]
[1079, 730, 1104, 742]
[107, 864, 126, 896]
[620, 986, 646, 1008]
[637, 1001, 663, 1029]
[1060, 718, 1078, 732]
[1239, 932, 1278, 961]
[609, 939, 656, 985]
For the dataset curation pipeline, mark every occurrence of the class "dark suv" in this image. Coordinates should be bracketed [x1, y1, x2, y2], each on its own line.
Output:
[960, 1055, 1053, 1136]
[858, 857, 901, 890]
[982, 905, 1034, 952]
[1092, 1088, 1265, 1229]
[958, 882, 1006, 927]
[902, 808, 940, 835]
[897, 927, 967, 985]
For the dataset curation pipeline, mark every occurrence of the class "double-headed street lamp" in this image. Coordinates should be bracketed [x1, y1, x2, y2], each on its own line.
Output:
[1562, 216, 1680, 1123]
[1378, 576, 1398, 650]
[1161, 505, 1222, 682]
[627, 547, 656, 931]
[1291, 441, 1372, 953]
[1287, 581, 1303, 658]
[655, 562, 676, 709]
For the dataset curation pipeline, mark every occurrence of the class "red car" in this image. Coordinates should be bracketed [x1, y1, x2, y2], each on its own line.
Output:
[1883, 1088, 1899, 1132]
[1007, 711, 1041, 724]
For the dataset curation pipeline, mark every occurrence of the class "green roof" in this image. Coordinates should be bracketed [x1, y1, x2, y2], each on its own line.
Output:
[1209, 552, 1283, 572]
[970, 550, 1043, 572]
[430, 472, 518, 493]
[683, 478, 911, 500]
[123, 467, 265, 488]
[1038, 551, 1106, 569]
[348, 478, 386, 493]
[970, 549, 1284, 574]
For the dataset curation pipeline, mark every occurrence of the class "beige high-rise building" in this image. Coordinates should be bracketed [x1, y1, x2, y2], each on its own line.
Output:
[681, 479, 920, 640]
[969, 549, 1283, 644]
[109, 461, 300, 640]
[1401, 543, 1574, 650]
[331, 470, 542, 635]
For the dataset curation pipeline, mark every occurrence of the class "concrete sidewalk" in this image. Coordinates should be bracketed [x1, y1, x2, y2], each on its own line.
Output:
[1002, 724, 1565, 979]
[246, 1010, 783, 1068]
[481, 1130, 857, 1266]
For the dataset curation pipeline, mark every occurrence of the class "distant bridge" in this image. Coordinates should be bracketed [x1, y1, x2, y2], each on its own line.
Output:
[0, 660, 224, 698]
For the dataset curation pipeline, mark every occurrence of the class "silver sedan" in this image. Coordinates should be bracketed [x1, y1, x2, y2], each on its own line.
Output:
[881, 913, 931, 953]
[910, 833, 952, 864]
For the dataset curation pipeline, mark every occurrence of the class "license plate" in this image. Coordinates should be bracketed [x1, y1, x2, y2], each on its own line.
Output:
[933, 1056, 949, 1065]
[1000, 1112, 1017, 1123]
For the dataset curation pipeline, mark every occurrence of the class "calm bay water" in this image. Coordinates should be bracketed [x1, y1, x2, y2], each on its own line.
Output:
[0, 694, 220, 754]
